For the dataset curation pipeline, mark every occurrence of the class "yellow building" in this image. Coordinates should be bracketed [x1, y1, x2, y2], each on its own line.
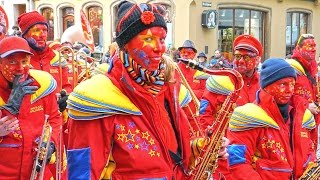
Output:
[28, 0, 320, 61]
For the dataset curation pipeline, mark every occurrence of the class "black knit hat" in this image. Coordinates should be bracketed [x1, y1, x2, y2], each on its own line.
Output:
[115, 1, 167, 49]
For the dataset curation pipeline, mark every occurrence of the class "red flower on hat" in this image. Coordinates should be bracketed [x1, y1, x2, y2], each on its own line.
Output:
[141, 11, 155, 25]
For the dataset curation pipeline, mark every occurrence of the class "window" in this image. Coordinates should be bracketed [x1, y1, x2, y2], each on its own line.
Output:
[62, 7, 74, 32]
[41, 7, 54, 41]
[285, 12, 309, 56]
[218, 8, 265, 62]
[88, 6, 103, 47]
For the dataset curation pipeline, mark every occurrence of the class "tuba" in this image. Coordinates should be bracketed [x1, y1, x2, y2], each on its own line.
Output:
[178, 58, 244, 180]
[30, 115, 52, 180]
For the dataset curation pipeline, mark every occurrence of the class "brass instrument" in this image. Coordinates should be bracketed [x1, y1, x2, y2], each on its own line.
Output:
[30, 115, 52, 180]
[76, 52, 100, 83]
[58, 46, 75, 88]
[165, 55, 204, 138]
[178, 58, 244, 180]
[299, 161, 320, 180]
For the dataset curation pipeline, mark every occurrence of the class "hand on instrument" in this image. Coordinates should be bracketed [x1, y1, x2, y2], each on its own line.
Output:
[218, 137, 230, 160]
[308, 102, 319, 115]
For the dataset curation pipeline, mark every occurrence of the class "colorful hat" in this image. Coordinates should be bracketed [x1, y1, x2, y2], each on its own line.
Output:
[178, 40, 197, 53]
[115, 1, 167, 49]
[197, 52, 207, 59]
[233, 34, 263, 56]
[0, 36, 33, 58]
[260, 58, 296, 89]
[17, 11, 48, 36]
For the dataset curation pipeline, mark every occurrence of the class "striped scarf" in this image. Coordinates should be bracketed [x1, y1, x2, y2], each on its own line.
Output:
[120, 51, 165, 95]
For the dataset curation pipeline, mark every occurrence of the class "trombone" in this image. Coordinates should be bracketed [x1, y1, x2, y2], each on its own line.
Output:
[58, 46, 75, 88]
[76, 52, 100, 83]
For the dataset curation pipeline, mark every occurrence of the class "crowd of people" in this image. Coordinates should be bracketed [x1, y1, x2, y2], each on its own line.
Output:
[0, 1, 319, 179]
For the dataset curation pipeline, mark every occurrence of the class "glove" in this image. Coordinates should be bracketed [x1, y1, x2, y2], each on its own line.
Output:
[2, 75, 38, 115]
[45, 141, 56, 163]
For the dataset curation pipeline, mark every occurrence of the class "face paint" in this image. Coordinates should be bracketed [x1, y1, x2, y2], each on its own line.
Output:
[180, 48, 196, 60]
[0, 52, 30, 82]
[24, 24, 48, 51]
[233, 49, 258, 76]
[299, 39, 316, 62]
[264, 77, 295, 105]
[125, 27, 167, 71]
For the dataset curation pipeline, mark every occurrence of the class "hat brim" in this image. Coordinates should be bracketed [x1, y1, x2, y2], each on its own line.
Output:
[0, 49, 34, 58]
[178, 47, 197, 53]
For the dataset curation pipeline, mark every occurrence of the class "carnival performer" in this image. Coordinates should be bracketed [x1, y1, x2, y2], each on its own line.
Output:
[0, 36, 61, 179]
[17, 11, 72, 107]
[286, 34, 319, 147]
[227, 58, 316, 179]
[233, 34, 262, 106]
[67, 1, 228, 179]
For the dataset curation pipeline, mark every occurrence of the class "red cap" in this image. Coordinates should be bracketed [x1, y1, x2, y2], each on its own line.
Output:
[18, 11, 48, 36]
[233, 35, 263, 56]
[0, 36, 33, 58]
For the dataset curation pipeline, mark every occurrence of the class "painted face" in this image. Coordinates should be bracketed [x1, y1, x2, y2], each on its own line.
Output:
[180, 48, 196, 60]
[125, 27, 167, 71]
[0, 52, 30, 82]
[264, 77, 295, 105]
[233, 49, 258, 75]
[298, 38, 316, 62]
[24, 24, 48, 51]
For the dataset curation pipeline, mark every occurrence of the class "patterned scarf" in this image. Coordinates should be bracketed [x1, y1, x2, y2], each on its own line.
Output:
[120, 51, 165, 95]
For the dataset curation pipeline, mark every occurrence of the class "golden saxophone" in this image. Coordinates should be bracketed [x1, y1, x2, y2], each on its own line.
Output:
[178, 58, 244, 180]
[299, 161, 320, 180]
[30, 115, 52, 180]
[164, 55, 204, 138]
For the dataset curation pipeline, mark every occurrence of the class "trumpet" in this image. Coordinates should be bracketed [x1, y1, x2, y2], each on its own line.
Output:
[30, 115, 52, 180]
[178, 58, 244, 180]
[299, 160, 320, 180]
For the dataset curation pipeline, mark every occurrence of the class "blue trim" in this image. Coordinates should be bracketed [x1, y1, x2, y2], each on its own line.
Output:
[260, 166, 292, 172]
[303, 154, 312, 168]
[199, 99, 209, 115]
[0, 144, 21, 148]
[228, 144, 246, 166]
[138, 178, 168, 180]
[67, 147, 91, 180]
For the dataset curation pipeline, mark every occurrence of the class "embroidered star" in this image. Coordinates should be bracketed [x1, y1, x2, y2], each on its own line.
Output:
[124, 129, 135, 142]
[261, 143, 266, 149]
[142, 131, 150, 140]
[117, 133, 126, 142]
[157, 152, 160, 157]
[149, 138, 155, 145]
[120, 125, 126, 131]
[153, 145, 157, 151]
[134, 144, 140, 149]
[149, 149, 155, 157]
[135, 129, 140, 134]
[127, 143, 134, 150]
[266, 139, 274, 148]
[115, 124, 121, 130]
[140, 140, 150, 151]
[280, 147, 284, 153]
[276, 142, 281, 149]
[135, 136, 141, 141]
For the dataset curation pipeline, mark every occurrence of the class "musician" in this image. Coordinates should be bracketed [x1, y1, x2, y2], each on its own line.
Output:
[286, 34, 319, 147]
[233, 34, 262, 106]
[67, 1, 228, 179]
[227, 58, 316, 179]
[0, 22, 6, 40]
[17, 11, 72, 108]
[0, 36, 61, 179]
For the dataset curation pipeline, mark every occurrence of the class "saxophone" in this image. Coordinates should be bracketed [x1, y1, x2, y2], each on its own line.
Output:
[299, 161, 320, 180]
[178, 58, 244, 180]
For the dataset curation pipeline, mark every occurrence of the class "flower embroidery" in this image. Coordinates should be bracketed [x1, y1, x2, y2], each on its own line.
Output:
[141, 11, 155, 25]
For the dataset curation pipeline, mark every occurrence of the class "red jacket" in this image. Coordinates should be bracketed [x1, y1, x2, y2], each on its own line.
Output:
[0, 70, 62, 179]
[237, 70, 260, 106]
[30, 47, 72, 94]
[227, 90, 316, 180]
[67, 55, 191, 179]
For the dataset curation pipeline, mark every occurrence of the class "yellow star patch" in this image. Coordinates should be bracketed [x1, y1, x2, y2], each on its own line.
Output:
[124, 129, 135, 142]
[134, 144, 140, 149]
[149, 149, 155, 157]
[135, 129, 140, 134]
[142, 131, 150, 140]
[149, 138, 155, 145]
[139, 29, 156, 49]
[117, 133, 125, 142]
[120, 124, 125, 131]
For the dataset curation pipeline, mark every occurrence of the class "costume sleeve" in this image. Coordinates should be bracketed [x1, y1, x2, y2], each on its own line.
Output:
[61, 66, 73, 94]
[67, 117, 114, 180]
[227, 128, 262, 180]
[45, 92, 62, 145]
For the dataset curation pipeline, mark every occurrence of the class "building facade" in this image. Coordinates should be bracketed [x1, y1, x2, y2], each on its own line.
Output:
[4, 0, 320, 61]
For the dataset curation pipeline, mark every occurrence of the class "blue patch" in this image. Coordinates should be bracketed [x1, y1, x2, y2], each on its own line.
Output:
[67, 147, 91, 180]
[227, 144, 246, 166]
[199, 99, 209, 115]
